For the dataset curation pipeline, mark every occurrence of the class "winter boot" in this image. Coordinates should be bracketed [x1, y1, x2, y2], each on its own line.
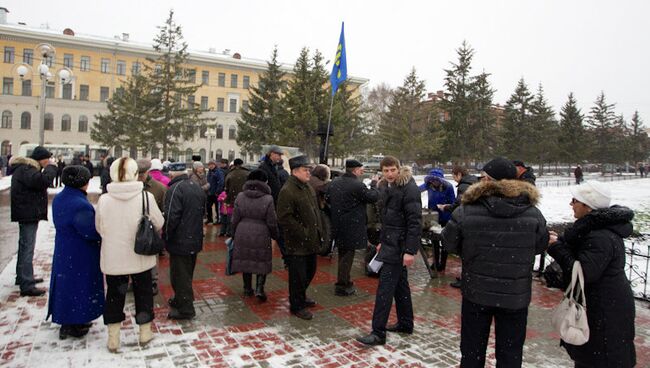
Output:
[139, 322, 154, 346]
[255, 274, 267, 302]
[107, 323, 121, 353]
[243, 273, 254, 296]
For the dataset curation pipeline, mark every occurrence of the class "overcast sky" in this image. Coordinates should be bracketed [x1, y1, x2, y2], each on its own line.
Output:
[5, 0, 649, 121]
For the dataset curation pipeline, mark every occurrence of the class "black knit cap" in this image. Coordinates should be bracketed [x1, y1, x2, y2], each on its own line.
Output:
[345, 159, 363, 169]
[62, 165, 91, 189]
[30, 146, 52, 161]
[289, 155, 310, 170]
[483, 157, 517, 180]
[247, 169, 268, 183]
[233, 158, 244, 166]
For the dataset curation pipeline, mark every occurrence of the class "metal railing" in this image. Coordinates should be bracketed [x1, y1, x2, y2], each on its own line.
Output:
[536, 174, 645, 188]
[626, 240, 650, 301]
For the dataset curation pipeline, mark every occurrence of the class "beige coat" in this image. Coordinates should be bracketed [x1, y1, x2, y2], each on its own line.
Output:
[96, 181, 164, 275]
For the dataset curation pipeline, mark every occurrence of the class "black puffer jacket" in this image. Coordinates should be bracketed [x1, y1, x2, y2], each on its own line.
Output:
[548, 206, 636, 368]
[442, 179, 548, 309]
[10, 157, 57, 222]
[376, 167, 422, 264]
[258, 156, 281, 204]
[327, 173, 379, 250]
[163, 174, 207, 255]
[447, 174, 478, 213]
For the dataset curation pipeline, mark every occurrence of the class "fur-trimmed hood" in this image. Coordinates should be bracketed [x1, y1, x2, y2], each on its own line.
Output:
[378, 166, 413, 188]
[462, 179, 540, 218]
[9, 156, 41, 170]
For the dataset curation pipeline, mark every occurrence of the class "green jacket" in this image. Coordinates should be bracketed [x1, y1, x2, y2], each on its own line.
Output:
[224, 166, 249, 205]
[277, 175, 323, 256]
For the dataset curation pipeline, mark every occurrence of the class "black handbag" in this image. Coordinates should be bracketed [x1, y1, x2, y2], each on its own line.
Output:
[543, 261, 569, 289]
[134, 191, 165, 256]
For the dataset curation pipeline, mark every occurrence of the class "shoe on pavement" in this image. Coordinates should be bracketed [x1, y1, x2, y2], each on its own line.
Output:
[291, 308, 313, 320]
[356, 333, 386, 346]
[385, 323, 413, 334]
[304, 298, 316, 307]
[15, 277, 44, 286]
[20, 288, 46, 297]
[243, 288, 254, 297]
[335, 287, 357, 296]
[450, 278, 462, 289]
[167, 309, 195, 320]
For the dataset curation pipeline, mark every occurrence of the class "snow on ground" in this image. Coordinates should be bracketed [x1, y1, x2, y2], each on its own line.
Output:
[0, 176, 10, 192]
[1, 176, 102, 194]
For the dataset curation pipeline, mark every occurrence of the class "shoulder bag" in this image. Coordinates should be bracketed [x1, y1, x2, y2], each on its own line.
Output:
[551, 260, 589, 345]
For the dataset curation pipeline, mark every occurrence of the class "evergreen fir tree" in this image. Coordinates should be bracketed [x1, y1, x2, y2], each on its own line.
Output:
[469, 71, 497, 162]
[586, 91, 617, 164]
[628, 111, 650, 164]
[499, 78, 534, 160]
[143, 10, 205, 159]
[558, 92, 587, 165]
[236, 46, 286, 154]
[326, 82, 369, 160]
[529, 84, 558, 173]
[378, 68, 436, 162]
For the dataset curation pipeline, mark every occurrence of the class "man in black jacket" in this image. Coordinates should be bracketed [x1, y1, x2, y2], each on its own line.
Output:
[441, 157, 548, 367]
[357, 156, 422, 346]
[258, 145, 283, 204]
[10, 146, 57, 296]
[327, 159, 379, 296]
[163, 166, 207, 320]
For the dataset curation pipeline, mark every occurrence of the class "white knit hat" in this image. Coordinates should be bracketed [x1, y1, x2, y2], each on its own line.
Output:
[110, 157, 139, 182]
[570, 180, 611, 209]
[150, 158, 163, 171]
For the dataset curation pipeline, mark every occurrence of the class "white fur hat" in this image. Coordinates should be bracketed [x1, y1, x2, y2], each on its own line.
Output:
[110, 157, 139, 182]
[150, 158, 164, 171]
[570, 180, 611, 210]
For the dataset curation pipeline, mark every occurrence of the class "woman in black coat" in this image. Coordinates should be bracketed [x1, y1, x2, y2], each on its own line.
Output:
[548, 181, 636, 368]
[231, 170, 279, 302]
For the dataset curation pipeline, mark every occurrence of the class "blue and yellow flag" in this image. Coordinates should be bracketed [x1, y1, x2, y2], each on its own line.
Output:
[330, 22, 347, 96]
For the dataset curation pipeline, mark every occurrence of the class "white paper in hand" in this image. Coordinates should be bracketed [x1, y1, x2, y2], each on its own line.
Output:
[368, 252, 383, 273]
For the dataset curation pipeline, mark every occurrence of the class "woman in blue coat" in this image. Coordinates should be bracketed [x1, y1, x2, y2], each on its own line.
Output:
[419, 168, 456, 271]
[48, 166, 104, 339]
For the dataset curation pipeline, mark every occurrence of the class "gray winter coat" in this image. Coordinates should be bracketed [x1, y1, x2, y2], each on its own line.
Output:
[231, 180, 279, 275]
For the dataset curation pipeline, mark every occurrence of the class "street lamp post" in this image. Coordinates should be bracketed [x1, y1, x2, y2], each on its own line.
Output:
[16, 43, 72, 146]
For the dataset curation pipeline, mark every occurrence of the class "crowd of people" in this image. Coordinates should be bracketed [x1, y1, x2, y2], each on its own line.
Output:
[6, 145, 638, 367]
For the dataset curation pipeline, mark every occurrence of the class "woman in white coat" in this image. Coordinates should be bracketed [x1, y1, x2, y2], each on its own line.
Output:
[95, 157, 164, 352]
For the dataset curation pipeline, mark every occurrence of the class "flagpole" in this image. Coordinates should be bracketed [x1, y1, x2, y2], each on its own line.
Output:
[323, 93, 335, 164]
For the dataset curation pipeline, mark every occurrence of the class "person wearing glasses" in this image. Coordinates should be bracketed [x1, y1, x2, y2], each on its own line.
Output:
[547, 181, 636, 368]
[441, 157, 548, 367]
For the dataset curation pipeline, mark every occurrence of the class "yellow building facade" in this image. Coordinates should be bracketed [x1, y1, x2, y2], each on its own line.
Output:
[0, 11, 367, 164]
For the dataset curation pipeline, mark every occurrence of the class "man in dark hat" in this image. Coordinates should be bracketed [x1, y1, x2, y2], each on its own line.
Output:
[512, 160, 536, 185]
[441, 157, 548, 367]
[277, 155, 323, 320]
[258, 145, 284, 204]
[327, 159, 379, 296]
[10, 146, 57, 296]
[222, 158, 248, 236]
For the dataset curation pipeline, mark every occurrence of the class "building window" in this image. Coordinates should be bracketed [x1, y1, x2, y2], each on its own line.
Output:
[184, 148, 193, 161]
[80, 56, 90, 71]
[45, 82, 55, 98]
[201, 70, 209, 85]
[114, 145, 123, 158]
[44, 55, 54, 67]
[62, 84, 72, 100]
[229, 98, 237, 113]
[243, 76, 250, 89]
[215, 149, 223, 160]
[116, 60, 126, 75]
[0, 140, 10, 156]
[171, 148, 179, 161]
[21, 80, 31, 96]
[216, 124, 223, 139]
[230, 74, 238, 88]
[199, 125, 207, 138]
[228, 149, 235, 161]
[100, 87, 109, 102]
[132, 62, 141, 75]
[79, 85, 89, 101]
[217, 98, 224, 112]
[78, 115, 88, 132]
[130, 146, 138, 159]
[4, 47, 14, 63]
[2, 78, 13, 95]
[199, 149, 206, 161]
[200, 96, 208, 110]
[187, 95, 195, 109]
[242, 100, 249, 112]
[187, 69, 196, 83]
[101, 58, 110, 73]
[228, 126, 236, 140]
[1, 111, 12, 129]
[151, 146, 160, 158]
[61, 114, 71, 131]
[44, 113, 54, 130]
[21, 112, 31, 130]
[63, 54, 73, 69]
[23, 49, 33, 65]
[218, 73, 225, 87]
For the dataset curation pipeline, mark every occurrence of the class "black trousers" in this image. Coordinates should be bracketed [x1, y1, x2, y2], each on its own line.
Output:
[336, 247, 356, 288]
[460, 299, 529, 368]
[433, 237, 448, 271]
[206, 194, 218, 223]
[170, 254, 197, 315]
[104, 269, 154, 325]
[286, 254, 317, 312]
[371, 262, 413, 338]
